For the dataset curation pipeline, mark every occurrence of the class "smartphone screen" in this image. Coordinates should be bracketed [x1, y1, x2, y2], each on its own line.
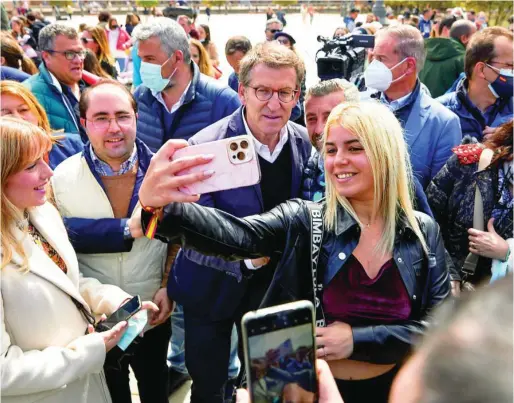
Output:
[244, 303, 317, 403]
[103, 295, 141, 328]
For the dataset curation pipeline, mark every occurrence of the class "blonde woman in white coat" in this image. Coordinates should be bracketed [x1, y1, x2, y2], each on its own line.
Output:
[0, 117, 158, 403]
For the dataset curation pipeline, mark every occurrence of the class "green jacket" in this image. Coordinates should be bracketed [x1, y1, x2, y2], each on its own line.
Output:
[419, 38, 465, 98]
[23, 63, 81, 135]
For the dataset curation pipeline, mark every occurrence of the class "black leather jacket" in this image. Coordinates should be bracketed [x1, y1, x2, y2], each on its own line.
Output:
[143, 199, 450, 365]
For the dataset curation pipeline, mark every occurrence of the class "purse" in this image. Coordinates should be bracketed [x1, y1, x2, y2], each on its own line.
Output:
[460, 148, 494, 291]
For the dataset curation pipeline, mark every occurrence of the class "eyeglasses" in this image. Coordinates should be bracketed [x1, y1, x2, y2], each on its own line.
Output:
[44, 50, 86, 60]
[486, 63, 514, 75]
[85, 114, 135, 131]
[248, 86, 298, 103]
[81, 37, 95, 44]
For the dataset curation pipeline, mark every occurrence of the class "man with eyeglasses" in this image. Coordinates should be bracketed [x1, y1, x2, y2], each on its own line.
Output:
[265, 18, 283, 41]
[51, 80, 173, 403]
[169, 41, 311, 403]
[438, 27, 513, 141]
[24, 23, 89, 141]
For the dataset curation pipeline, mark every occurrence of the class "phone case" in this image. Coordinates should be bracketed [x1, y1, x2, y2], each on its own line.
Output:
[172, 135, 261, 195]
[241, 301, 318, 402]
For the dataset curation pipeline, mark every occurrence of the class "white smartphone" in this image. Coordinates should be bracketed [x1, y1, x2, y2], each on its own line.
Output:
[241, 301, 318, 403]
[171, 135, 261, 195]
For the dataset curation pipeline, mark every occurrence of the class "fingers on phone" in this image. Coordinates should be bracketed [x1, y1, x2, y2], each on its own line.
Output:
[170, 154, 214, 174]
[171, 170, 215, 189]
[160, 140, 189, 160]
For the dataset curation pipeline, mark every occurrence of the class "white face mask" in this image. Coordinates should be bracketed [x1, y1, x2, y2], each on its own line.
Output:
[364, 58, 408, 92]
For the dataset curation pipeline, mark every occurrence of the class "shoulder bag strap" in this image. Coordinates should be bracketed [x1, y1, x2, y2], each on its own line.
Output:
[462, 148, 494, 277]
[306, 202, 326, 328]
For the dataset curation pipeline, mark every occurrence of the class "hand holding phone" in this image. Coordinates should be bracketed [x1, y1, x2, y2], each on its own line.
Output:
[172, 135, 261, 195]
[95, 296, 142, 332]
[242, 301, 318, 403]
[236, 359, 343, 403]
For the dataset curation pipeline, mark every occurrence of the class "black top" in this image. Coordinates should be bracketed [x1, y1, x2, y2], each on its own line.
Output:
[258, 140, 292, 212]
[101, 60, 118, 79]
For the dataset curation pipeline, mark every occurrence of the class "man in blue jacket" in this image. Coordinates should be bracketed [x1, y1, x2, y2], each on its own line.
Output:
[169, 42, 312, 403]
[418, 9, 433, 38]
[131, 17, 241, 153]
[131, 16, 241, 395]
[364, 24, 462, 188]
[437, 27, 513, 142]
[51, 81, 173, 403]
[23, 23, 88, 141]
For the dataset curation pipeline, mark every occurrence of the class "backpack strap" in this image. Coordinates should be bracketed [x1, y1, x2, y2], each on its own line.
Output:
[306, 202, 326, 328]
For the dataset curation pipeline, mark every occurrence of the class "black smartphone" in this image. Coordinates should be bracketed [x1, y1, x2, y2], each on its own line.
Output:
[241, 301, 318, 403]
[96, 295, 141, 332]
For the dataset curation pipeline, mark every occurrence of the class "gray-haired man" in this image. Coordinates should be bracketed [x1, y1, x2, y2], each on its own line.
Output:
[23, 23, 88, 140]
[132, 17, 240, 152]
[131, 17, 241, 395]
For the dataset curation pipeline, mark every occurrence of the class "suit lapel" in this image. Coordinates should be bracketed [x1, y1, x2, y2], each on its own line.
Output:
[288, 127, 303, 198]
[403, 91, 430, 149]
[13, 206, 90, 309]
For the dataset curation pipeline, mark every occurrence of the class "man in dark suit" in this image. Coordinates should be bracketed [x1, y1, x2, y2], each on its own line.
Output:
[168, 42, 312, 403]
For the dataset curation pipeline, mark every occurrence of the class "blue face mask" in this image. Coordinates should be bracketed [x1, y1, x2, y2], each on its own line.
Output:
[140, 57, 177, 95]
[486, 64, 513, 99]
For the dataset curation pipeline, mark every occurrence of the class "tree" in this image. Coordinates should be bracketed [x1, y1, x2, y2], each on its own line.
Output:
[202, 1, 226, 10]
[136, 0, 159, 8]
[49, 0, 72, 6]
[272, 0, 299, 6]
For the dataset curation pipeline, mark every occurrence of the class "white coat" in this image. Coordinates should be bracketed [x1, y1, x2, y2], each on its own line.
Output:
[0, 202, 130, 403]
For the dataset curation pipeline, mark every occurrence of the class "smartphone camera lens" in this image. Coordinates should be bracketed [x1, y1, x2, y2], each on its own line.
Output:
[237, 151, 245, 161]
[230, 142, 238, 151]
[240, 140, 249, 149]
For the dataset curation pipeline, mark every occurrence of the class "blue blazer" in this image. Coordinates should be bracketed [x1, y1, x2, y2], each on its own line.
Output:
[167, 107, 312, 320]
[401, 84, 462, 188]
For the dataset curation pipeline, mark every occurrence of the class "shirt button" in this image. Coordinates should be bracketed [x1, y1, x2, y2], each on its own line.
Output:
[413, 295, 417, 300]
[338, 252, 346, 260]
[397, 257, 403, 263]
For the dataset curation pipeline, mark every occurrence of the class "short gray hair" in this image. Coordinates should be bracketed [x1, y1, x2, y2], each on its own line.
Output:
[376, 25, 426, 72]
[450, 20, 476, 42]
[39, 23, 78, 51]
[266, 18, 283, 30]
[132, 17, 190, 64]
[305, 79, 360, 103]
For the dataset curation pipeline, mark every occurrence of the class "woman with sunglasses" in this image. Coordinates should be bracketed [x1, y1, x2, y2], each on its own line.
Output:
[137, 102, 450, 403]
[81, 25, 117, 79]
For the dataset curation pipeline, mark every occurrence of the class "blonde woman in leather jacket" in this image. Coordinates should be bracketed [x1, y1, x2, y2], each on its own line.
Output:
[138, 102, 451, 403]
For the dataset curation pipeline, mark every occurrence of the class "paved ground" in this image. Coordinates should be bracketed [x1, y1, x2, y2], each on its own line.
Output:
[42, 10, 346, 403]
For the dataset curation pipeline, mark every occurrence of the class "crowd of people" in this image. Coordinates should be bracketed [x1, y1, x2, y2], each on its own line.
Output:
[0, 3, 513, 403]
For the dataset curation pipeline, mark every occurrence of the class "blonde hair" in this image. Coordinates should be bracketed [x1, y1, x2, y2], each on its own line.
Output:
[189, 38, 215, 77]
[1, 117, 53, 271]
[322, 102, 428, 256]
[0, 80, 52, 132]
[84, 25, 115, 65]
[0, 80, 63, 143]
